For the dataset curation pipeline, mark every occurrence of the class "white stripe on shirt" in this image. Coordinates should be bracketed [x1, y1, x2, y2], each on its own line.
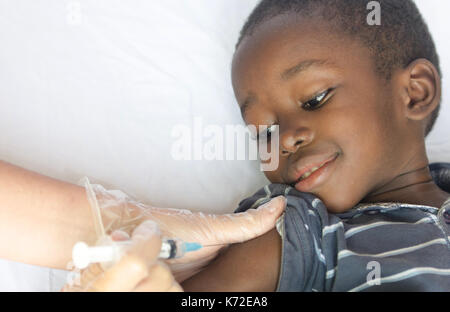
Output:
[322, 222, 344, 237]
[345, 217, 434, 239]
[338, 238, 447, 260]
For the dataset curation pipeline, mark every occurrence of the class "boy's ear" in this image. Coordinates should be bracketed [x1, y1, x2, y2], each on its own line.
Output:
[400, 58, 441, 122]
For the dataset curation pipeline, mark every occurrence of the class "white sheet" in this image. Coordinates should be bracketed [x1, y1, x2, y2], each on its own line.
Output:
[0, 0, 448, 291]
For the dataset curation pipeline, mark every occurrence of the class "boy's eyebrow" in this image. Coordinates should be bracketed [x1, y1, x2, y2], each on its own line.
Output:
[281, 59, 330, 81]
[240, 59, 332, 118]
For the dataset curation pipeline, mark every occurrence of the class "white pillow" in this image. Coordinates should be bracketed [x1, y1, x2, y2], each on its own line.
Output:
[0, 0, 448, 291]
[0, 0, 264, 215]
[0, 0, 262, 291]
[416, 0, 450, 162]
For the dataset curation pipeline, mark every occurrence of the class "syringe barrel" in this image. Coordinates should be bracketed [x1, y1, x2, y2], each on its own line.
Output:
[72, 237, 201, 269]
[159, 238, 186, 259]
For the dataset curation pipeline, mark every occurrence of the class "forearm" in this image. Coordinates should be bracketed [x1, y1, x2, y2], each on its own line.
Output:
[0, 160, 97, 269]
[181, 228, 281, 292]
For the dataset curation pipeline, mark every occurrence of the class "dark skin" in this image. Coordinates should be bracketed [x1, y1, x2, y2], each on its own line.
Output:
[182, 14, 450, 291]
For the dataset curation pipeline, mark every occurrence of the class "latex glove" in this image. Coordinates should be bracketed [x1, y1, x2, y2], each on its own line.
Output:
[63, 220, 182, 292]
[79, 177, 286, 282]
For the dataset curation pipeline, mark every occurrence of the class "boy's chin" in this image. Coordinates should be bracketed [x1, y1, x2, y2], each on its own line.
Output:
[321, 195, 361, 214]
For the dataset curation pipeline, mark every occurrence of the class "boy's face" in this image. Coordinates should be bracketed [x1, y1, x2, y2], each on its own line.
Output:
[232, 15, 415, 212]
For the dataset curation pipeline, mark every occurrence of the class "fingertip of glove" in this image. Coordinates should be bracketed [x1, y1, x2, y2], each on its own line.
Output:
[132, 220, 161, 241]
[260, 196, 286, 213]
[111, 230, 131, 241]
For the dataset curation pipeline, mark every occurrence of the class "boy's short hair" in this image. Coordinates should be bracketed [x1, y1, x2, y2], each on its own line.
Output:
[235, 0, 442, 136]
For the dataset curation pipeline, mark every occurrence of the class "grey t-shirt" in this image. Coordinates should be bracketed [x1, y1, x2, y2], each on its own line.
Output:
[235, 184, 450, 292]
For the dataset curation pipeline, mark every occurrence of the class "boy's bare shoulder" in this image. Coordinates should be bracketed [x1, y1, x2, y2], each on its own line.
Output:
[181, 228, 281, 292]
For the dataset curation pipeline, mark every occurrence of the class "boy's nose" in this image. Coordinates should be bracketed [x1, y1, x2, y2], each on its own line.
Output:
[280, 128, 313, 155]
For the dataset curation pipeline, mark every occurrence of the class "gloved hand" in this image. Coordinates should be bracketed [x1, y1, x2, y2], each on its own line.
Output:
[79, 177, 286, 282]
[63, 220, 182, 292]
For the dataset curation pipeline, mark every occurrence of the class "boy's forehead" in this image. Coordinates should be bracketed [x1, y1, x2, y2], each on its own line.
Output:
[232, 16, 364, 90]
[234, 14, 352, 71]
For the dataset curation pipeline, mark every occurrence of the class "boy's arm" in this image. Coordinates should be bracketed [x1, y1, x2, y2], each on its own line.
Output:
[181, 228, 282, 292]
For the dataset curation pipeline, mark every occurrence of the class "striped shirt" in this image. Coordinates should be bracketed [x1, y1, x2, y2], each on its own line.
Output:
[235, 184, 450, 292]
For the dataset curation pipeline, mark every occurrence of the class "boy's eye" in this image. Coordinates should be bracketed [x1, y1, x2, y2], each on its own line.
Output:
[301, 89, 332, 111]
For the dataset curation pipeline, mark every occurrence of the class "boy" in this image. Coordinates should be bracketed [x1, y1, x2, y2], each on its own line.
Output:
[181, 0, 450, 291]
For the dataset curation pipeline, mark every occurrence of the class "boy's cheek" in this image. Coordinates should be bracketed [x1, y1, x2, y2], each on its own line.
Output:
[263, 158, 288, 183]
[264, 170, 281, 184]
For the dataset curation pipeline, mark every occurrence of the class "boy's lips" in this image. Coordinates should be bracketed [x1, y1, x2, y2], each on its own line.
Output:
[288, 152, 339, 191]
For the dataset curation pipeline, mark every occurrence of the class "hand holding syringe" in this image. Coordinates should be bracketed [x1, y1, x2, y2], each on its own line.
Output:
[71, 177, 204, 270]
[64, 220, 187, 292]
[72, 177, 286, 284]
[72, 236, 203, 269]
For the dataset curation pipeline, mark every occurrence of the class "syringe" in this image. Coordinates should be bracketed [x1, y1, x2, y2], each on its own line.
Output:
[72, 238, 202, 269]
